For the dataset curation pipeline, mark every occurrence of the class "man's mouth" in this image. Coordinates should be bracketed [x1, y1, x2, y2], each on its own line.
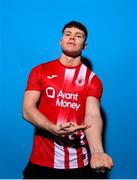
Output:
[67, 42, 76, 46]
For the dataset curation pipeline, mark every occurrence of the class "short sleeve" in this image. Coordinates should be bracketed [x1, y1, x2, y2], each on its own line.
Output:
[26, 65, 42, 92]
[87, 75, 103, 101]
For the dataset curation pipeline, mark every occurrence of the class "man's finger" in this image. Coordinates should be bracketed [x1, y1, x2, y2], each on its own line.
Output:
[59, 123, 71, 130]
[58, 123, 91, 135]
[73, 124, 91, 131]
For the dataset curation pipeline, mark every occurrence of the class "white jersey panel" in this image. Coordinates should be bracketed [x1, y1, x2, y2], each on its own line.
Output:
[68, 147, 78, 168]
[54, 142, 65, 169]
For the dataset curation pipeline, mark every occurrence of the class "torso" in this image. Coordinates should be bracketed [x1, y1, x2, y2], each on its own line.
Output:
[26, 59, 101, 169]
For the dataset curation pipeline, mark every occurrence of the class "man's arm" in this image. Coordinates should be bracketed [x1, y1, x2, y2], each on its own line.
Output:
[23, 90, 89, 136]
[84, 96, 113, 171]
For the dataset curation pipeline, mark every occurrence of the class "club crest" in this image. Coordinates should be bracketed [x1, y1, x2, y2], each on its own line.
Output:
[75, 77, 85, 86]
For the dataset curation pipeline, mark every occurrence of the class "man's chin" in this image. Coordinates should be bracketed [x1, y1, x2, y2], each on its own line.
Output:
[62, 50, 81, 58]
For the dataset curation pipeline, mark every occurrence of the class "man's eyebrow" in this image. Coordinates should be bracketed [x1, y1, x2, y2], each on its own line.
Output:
[64, 30, 84, 35]
[75, 32, 85, 35]
[64, 30, 71, 33]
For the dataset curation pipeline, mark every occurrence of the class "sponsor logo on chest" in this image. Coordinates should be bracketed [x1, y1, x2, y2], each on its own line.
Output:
[46, 87, 80, 111]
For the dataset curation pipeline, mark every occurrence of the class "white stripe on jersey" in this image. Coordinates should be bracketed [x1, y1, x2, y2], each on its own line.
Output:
[68, 147, 78, 168]
[76, 64, 87, 81]
[54, 142, 65, 169]
[81, 146, 89, 166]
[64, 69, 75, 82]
[56, 109, 67, 125]
[88, 71, 95, 84]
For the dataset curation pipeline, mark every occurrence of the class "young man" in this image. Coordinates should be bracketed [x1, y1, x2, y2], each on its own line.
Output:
[22, 21, 113, 179]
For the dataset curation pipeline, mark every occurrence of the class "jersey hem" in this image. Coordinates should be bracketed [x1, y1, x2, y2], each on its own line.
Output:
[29, 159, 89, 169]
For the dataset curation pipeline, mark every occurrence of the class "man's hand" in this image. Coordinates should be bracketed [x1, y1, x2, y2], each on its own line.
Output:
[48, 122, 91, 136]
[90, 152, 113, 173]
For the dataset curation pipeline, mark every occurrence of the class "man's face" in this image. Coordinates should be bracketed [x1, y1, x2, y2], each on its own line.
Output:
[60, 27, 87, 57]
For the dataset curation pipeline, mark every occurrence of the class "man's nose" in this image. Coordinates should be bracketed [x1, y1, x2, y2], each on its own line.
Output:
[69, 36, 75, 40]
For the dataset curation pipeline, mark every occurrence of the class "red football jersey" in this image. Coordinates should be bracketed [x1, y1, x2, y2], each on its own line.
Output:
[26, 59, 103, 169]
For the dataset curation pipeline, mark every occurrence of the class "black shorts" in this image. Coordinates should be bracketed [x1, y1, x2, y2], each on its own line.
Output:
[23, 161, 92, 179]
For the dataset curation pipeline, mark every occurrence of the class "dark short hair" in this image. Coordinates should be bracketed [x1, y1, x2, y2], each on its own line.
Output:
[62, 21, 88, 41]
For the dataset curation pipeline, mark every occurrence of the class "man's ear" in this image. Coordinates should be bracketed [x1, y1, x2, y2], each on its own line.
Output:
[60, 39, 62, 46]
[83, 42, 87, 49]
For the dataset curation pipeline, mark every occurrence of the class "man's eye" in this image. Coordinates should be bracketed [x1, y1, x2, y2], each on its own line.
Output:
[76, 35, 82, 38]
[65, 33, 71, 36]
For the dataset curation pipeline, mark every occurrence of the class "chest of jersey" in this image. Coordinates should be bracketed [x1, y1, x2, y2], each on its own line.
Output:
[40, 64, 89, 107]
[35, 61, 92, 125]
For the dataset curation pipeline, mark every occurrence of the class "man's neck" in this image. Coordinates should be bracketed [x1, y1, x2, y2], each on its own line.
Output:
[59, 53, 81, 67]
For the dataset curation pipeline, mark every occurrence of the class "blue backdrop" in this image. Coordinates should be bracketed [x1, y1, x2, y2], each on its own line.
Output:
[0, 0, 136, 178]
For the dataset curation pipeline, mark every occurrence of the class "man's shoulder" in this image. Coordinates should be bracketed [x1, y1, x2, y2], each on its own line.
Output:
[83, 64, 102, 84]
[44, 59, 58, 65]
[32, 59, 58, 71]
[39, 59, 58, 67]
